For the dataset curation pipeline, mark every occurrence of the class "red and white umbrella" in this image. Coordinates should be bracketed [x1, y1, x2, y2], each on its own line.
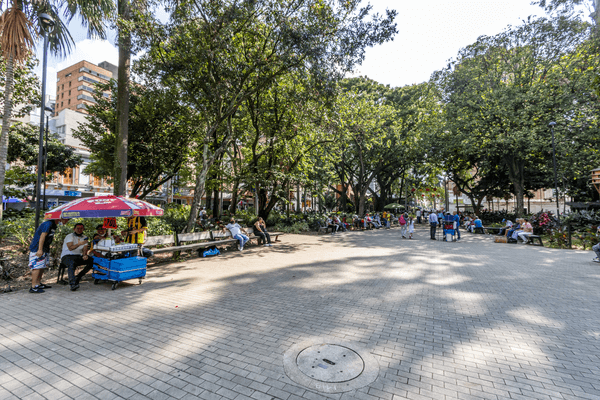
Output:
[44, 195, 164, 220]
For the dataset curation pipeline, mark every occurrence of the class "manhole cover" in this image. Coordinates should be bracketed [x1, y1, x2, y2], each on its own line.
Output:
[283, 339, 379, 393]
[297, 344, 364, 382]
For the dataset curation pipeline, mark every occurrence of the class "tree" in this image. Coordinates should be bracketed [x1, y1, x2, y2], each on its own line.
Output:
[6, 122, 82, 198]
[73, 81, 196, 199]
[0, 0, 112, 220]
[139, 0, 398, 231]
[434, 15, 591, 216]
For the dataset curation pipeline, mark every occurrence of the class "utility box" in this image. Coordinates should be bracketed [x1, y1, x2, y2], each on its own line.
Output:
[592, 168, 600, 195]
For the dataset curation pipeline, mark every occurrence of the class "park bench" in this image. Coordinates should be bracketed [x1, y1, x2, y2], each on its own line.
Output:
[484, 227, 502, 235]
[525, 235, 543, 246]
[245, 227, 286, 244]
[144, 234, 178, 254]
[317, 220, 334, 234]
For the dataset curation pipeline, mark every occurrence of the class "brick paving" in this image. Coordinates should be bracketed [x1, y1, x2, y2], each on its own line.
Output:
[1, 226, 599, 400]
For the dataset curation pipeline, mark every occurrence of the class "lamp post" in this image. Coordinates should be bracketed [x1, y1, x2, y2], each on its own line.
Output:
[549, 121, 560, 223]
[34, 13, 55, 230]
[42, 106, 53, 211]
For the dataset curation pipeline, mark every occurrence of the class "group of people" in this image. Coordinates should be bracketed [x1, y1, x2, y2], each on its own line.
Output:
[28, 216, 149, 293]
[428, 210, 463, 240]
[223, 216, 274, 251]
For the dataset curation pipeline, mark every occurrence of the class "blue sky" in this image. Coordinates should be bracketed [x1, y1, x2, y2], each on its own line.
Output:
[34, 0, 590, 98]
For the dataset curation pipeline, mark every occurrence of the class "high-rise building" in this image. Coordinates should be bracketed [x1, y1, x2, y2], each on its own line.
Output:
[54, 60, 115, 115]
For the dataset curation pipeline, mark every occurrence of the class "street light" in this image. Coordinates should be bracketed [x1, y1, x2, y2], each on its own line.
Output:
[549, 121, 560, 223]
[42, 106, 53, 211]
[34, 13, 55, 229]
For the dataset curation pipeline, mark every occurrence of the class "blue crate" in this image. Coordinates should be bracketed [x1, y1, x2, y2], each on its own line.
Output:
[92, 256, 146, 282]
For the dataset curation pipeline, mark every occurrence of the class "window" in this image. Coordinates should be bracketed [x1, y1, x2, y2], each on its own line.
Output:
[76, 104, 87, 110]
[79, 67, 111, 81]
[78, 76, 100, 85]
[65, 73, 71, 77]
[69, 81, 71, 87]
[79, 169, 89, 185]
[93, 176, 102, 187]
[68, 99, 71, 105]
[77, 94, 96, 103]
[61, 102, 63, 107]
[62, 84, 64, 90]
[68, 90, 71, 95]
[63, 168, 73, 185]
[57, 126, 66, 136]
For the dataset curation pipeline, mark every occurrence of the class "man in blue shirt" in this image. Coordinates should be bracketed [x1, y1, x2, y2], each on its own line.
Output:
[474, 216, 484, 233]
[453, 211, 461, 240]
[429, 210, 439, 240]
[29, 218, 69, 293]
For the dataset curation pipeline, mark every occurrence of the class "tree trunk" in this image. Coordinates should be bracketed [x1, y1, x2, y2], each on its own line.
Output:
[229, 178, 239, 214]
[115, 0, 131, 196]
[505, 155, 525, 216]
[0, 54, 15, 221]
[186, 144, 210, 232]
[212, 187, 219, 218]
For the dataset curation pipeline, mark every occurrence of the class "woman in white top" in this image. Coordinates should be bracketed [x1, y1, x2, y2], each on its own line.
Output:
[408, 217, 415, 239]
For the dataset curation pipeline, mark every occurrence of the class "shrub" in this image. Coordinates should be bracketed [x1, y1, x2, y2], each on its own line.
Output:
[273, 221, 310, 234]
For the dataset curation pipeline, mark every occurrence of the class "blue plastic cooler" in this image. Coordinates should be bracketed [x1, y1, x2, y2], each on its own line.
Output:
[92, 256, 146, 290]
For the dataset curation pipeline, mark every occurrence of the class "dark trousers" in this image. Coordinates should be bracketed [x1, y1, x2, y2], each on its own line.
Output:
[255, 230, 271, 244]
[61, 255, 93, 285]
[430, 222, 437, 239]
[417, 216, 421, 224]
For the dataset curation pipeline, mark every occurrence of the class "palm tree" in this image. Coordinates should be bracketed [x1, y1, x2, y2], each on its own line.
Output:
[0, 0, 113, 220]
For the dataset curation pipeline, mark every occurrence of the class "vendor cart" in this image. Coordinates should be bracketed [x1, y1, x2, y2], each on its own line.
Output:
[92, 243, 146, 290]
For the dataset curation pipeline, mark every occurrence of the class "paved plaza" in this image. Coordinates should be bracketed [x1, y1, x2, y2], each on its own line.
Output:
[1, 227, 599, 400]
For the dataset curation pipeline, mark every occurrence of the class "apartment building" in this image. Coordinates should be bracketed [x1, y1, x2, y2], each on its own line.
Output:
[54, 60, 115, 115]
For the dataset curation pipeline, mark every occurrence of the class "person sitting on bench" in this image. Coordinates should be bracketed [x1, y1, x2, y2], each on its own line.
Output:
[224, 218, 249, 251]
[498, 219, 513, 236]
[61, 223, 93, 291]
[253, 217, 273, 246]
[473, 216, 483, 232]
[517, 219, 533, 243]
[326, 215, 339, 234]
[592, 226, 600, 263]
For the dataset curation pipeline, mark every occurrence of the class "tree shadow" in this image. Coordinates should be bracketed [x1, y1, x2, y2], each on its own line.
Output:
[1, 231, 599, 400]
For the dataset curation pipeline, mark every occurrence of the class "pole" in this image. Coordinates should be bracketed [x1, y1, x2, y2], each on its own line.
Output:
[550, 122, 560, 223]
[34, 32, 49, 230]
[42, 113, 49, 211]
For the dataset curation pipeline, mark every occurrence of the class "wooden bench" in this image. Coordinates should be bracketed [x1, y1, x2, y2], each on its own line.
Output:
[317, 221, 334, 235]
[484, 227, 502, 235]
[177, 231, 217, 255]
[144, 234, 178, 254]
[246, 227, 285, 244]
[525, 235, 543, 246]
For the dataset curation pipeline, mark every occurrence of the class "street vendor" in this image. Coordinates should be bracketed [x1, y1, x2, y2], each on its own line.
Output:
[61, 223, 94, 291]
[121, 215, 152, 257]
[28, 217, 69, 293]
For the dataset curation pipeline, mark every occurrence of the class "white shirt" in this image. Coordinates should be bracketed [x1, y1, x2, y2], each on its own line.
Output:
[61, 233, 87, 258]
[226, 223, 242, 237]
[416, 210, 421, 217]
[505, 220, 513, 227]
[429, 213, 438, 223]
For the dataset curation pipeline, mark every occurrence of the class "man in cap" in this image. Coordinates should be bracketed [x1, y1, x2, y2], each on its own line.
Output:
[28, 217, 69, 293]
[60, 223, 94, 291]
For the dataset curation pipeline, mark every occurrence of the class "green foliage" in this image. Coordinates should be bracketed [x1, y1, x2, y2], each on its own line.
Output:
[73, 81, 195, 199]
[0, 53, 39, 117]
[273, 221, 311, 234]
[7, 122, 82, 175]
[162, 204, 190, 234]
[234, 209, 257, 227]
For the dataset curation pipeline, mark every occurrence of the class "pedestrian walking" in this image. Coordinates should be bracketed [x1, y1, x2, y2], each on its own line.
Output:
[28, 217, 69, 293]
[429, 210, 438, 240]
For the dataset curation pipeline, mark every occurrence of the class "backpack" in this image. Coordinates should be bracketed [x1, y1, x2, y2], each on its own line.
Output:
[202, 245, 220, 257]
[399, 215, 406, 225]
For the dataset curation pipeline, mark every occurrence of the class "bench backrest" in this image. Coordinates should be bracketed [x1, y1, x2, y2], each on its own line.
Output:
[212, 230, 233, 239]
[178, 231, 212, 242]
[145, 234, 176, 247]
[246, 227, 255, 236]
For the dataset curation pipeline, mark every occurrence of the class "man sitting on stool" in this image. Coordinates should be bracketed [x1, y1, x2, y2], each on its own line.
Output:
[61, 223, 93, 291]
